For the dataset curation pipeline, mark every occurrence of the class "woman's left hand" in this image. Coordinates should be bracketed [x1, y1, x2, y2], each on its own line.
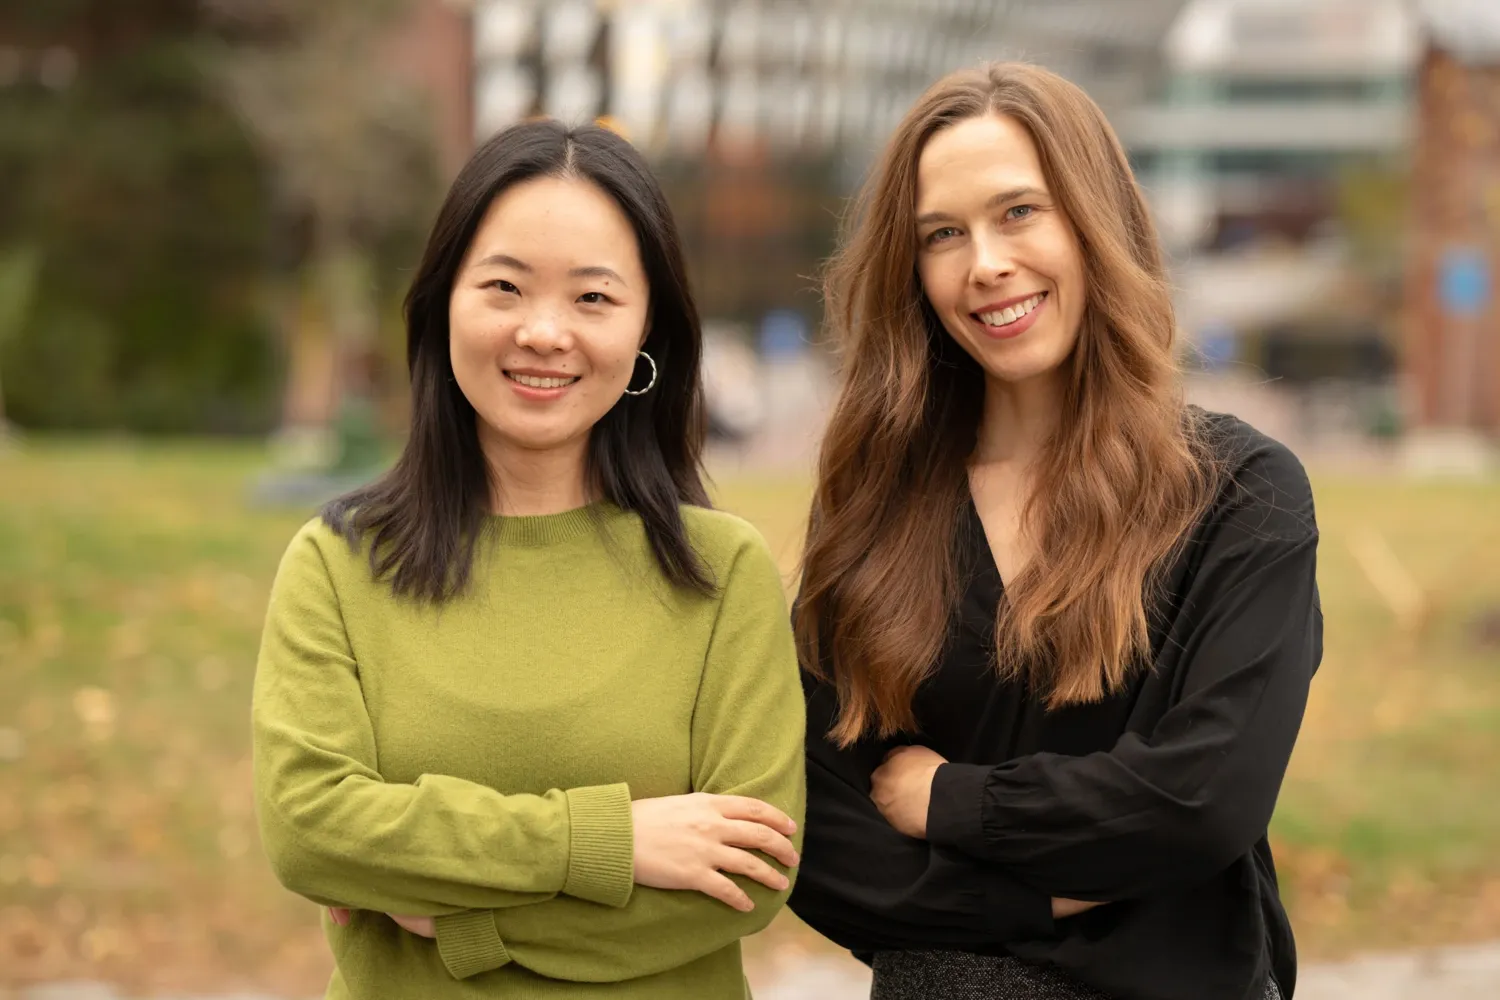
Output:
[389, 913, 436, 937]
[326, 908, 436, 938]
[871, 745, 948, 839]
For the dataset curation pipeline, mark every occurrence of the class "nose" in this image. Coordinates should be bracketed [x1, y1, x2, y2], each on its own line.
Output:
[969, 231, 1017, 287]
[513, 305, 573, 353]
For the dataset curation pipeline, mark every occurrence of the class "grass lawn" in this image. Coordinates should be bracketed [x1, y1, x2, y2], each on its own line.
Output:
[2, 439, 1499, 992]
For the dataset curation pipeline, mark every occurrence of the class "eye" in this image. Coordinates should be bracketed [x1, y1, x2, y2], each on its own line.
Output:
[577, 291, 612, 305]
[486, 279, 519, 294]
[924, 226, 961, 246]
[1005, 205, 1036, 221]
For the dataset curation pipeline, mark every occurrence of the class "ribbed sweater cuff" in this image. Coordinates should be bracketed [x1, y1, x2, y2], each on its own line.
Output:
[435, 909, 510, 979]
[563, 782, 635, 908]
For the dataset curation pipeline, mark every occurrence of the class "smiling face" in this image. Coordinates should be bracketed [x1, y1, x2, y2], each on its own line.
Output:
[448, 174, 650, 463]
[914, 113, 1087, 390]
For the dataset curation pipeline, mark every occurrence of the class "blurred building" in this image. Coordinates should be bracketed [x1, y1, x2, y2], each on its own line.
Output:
[1406, 0, 1500, 444]
[385, 0, 476, 181]
[975, 0, 1190, 121]
[1124, 0, 1418, 256]
[451, 0, 1196, 462]
[466, 0, 993, 156]
[1102, 0, 1500, 456]
[460, 0, 1187, 161]
[1112, 0, 1422, 451]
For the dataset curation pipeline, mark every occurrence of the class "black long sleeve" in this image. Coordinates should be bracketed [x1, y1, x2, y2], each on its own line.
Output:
[927, 507, 1320, 898]
[791, 414, 1320, 1000]
[789, 677, 1055, 955]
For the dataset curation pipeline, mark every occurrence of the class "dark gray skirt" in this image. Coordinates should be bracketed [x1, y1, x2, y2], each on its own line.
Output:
[870, 950, 1283, 1000]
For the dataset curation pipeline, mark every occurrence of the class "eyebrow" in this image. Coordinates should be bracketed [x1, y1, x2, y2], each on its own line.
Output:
[915, 186, 1047, 227]
[473, 253, 628, 286]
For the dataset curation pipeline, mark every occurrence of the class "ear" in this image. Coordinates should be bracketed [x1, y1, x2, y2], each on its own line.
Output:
[639, 302, 654, 349]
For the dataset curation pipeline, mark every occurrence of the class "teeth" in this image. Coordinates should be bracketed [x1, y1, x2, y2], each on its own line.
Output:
[978, 293, 1045, 327]
[508, 373, 576, 389]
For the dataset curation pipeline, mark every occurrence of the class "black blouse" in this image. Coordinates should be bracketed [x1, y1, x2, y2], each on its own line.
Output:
[789, 414, 1322, 1000]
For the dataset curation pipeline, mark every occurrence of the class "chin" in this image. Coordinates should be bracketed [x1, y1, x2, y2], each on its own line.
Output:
[976, 348, 1070, 386]
[512, 430, 586, 453]
[481, 417, 586, 454]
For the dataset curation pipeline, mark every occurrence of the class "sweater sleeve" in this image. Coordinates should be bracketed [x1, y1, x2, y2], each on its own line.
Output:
[252, 524, 635, 918]
[926, 442, 1322, 900]
[432, 525, 807, 981]
[787, 671, 1055, 955]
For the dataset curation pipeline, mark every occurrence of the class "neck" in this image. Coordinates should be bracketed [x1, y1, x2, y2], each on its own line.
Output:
[973, 369, 1064, 468]
[479, 427, 591, 517]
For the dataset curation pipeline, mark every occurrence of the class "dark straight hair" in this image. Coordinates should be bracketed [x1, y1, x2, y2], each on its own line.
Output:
[323, 119, 712, 602]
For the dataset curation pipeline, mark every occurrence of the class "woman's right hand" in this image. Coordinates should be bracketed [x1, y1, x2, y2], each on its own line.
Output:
[630, 793, 799, 912]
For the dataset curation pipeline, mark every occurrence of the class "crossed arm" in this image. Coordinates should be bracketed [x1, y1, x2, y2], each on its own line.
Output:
[254, 526, 807, 981]
[792, 460, 1321, 950]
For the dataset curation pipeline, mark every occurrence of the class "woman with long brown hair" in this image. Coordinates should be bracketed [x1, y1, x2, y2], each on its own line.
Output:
[788, 63, 1320, 1000]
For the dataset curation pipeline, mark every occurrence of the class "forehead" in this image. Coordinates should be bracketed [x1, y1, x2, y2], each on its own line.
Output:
[467, 175, 642, 270]
[915, 114, 1046, 211]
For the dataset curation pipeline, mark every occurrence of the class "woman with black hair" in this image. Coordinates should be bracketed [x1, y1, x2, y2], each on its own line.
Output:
[252, 119, 804, 998]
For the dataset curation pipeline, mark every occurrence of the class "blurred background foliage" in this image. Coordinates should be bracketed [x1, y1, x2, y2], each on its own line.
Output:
[0, 0, 444, 436]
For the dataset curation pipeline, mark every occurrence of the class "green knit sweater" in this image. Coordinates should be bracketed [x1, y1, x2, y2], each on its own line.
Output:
[252, 503, 807, 999]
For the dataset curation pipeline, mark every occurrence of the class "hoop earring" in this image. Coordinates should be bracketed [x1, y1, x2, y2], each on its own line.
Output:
[623, 350, 657, 396]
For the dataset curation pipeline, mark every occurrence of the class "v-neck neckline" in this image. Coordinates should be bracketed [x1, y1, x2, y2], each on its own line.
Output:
[961, 479, 1009, 595]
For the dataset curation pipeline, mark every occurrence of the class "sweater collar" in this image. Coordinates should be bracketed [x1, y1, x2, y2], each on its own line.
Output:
[487, 501, 627, 547]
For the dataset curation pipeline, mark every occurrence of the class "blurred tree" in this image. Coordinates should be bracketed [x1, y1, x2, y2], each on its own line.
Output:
[0, 247, 40, 443]
[205, 0, 441, 467]
[0, 6, 282, 433]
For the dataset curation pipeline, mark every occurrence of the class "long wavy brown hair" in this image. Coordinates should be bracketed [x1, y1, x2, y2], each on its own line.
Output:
[796, 62, 1222, 746]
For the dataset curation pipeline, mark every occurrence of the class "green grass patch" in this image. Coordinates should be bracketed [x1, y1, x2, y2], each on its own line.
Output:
[1, 440, 1498, 989]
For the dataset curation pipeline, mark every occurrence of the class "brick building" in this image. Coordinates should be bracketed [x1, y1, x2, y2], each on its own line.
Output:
[385, 0, 474, 181]
[1407, 1, 1500, 439]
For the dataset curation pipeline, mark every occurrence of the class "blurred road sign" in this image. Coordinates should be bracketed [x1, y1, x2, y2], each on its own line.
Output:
[760, 309, 809, 359]
[1439, 246, 1491, 318]
[1197, 320, 1237, 371]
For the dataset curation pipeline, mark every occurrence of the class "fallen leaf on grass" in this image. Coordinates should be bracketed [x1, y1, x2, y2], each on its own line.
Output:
[72, 686, 116, 742]
[26, 854, 59, 888]
[0, 725, 25, 761]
